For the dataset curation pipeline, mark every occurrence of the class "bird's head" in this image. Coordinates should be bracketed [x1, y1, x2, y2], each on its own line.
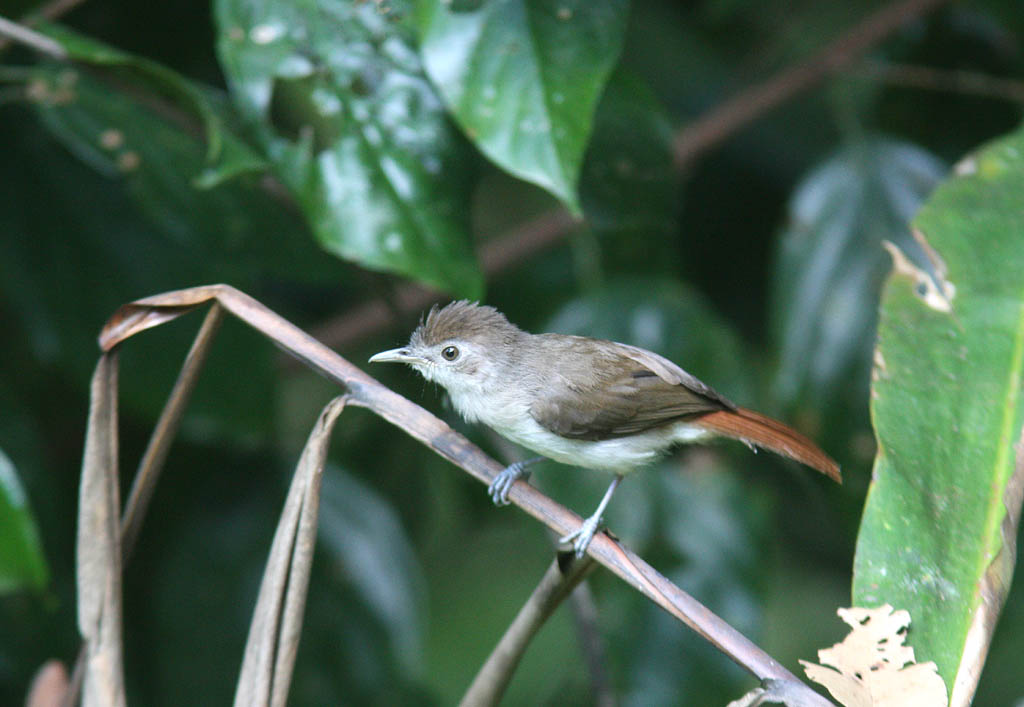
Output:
[369, 301, 523, 395]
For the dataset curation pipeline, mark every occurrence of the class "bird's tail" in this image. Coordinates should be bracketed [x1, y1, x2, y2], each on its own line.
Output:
[693, 407, 841, 482]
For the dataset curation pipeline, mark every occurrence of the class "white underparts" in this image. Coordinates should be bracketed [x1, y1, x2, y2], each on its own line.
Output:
[490, 414, 712, 474]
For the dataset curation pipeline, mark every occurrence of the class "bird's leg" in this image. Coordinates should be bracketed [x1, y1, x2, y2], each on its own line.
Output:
[560, 474, 623, 558]
[488, 457, 544, 506]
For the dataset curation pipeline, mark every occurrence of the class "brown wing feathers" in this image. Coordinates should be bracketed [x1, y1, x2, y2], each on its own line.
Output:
[692, 407, 841, 482]
[528, 338, 840, 482]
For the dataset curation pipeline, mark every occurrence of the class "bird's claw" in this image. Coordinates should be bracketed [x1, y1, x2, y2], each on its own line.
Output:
[488, 461, 532, 506]
[559, 515, 603, 558]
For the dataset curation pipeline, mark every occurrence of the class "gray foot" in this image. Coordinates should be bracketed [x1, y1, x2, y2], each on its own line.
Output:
[559, 514, 603, 558]
[487, 459, 537, 506]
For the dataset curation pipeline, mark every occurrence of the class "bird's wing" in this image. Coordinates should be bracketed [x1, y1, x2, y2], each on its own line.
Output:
[528, 338, 733, 441]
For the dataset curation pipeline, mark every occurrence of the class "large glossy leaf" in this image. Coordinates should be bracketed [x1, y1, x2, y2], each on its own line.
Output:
[417, 0, 629, 214]
[771, 137, 946, 408]
[215, 0, 482, 297]
[852, 127, 1024, 704]
[0, 449, 48, 593]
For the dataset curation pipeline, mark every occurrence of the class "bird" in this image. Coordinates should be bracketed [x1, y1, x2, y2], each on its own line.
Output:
[370, 301, 840, 557]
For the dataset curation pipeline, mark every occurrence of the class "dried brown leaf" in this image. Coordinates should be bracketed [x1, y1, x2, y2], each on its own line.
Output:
[76, 353, 126, 707]
[800, 605, 947, 707]
[233, 396, 348, 707]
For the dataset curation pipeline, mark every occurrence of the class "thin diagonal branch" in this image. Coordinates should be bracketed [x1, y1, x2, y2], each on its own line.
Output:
[305, 208, 577, 354]
[569, 581, 615, 707]
[671, 0, 954, 168]
[0, 14, 66, 59]
[0, 0, 89, 54]
[121, 303, 224, 559]
[849, 60, 1024, 103]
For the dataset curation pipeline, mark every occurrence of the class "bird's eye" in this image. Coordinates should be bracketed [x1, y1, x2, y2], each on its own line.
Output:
[441, 345, 460, 361]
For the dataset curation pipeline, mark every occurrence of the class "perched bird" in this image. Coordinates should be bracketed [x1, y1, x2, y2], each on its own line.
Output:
[370, 301, 840, 557]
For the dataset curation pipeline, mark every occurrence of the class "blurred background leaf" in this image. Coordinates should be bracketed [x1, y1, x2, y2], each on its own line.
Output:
[39, 22, 269, 184]
[0, 448, 48, 594]
[771, 136, 946, 411]
[2, 0, 1024, 704]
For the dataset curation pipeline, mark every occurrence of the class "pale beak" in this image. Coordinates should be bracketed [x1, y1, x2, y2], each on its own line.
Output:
[368, 347, 420, 364]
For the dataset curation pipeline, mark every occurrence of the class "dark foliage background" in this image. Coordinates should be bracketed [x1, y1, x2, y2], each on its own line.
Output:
[1, 0, 1022, 704]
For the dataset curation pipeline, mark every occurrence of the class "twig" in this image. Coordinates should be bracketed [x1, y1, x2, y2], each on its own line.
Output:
[671, 0, 954, 168]
[234, 396, 348, 707]
[30, 0, 89, 23]
[0, 14, 67, 59]
[26, 660, 69, 707]
[850, 60, 1024, 103]
[0, 0, 88, 54]
[460, 554, 597, 706]
[95, 284, 830, 703]
[121, 303, 224, 559]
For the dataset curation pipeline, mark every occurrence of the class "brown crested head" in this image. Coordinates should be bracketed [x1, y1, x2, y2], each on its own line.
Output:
[411, 300, 520, 348]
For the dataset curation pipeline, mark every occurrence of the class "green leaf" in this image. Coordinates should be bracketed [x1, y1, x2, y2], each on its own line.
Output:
[852, 127, 1024, 699]
[771, 137, 946, 406]
[214, 0, 483, 298]
[417, 0, 629, 214]
[0, 449, 48, 593]
[13, 69, 314, 438]
[26, 63, 340, 286]
[39, 23, 268, 185]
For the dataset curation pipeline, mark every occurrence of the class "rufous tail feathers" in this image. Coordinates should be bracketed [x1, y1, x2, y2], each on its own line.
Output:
[694, 407, 841, 482]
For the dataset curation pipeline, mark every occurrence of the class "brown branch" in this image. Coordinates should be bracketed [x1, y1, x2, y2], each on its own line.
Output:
[30, 0, 89, 23]
[671, 0, 954, 168]
[121, 303, 224, 559]
[849, 60, 1024, 103]
[95, 284, 832, 705]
